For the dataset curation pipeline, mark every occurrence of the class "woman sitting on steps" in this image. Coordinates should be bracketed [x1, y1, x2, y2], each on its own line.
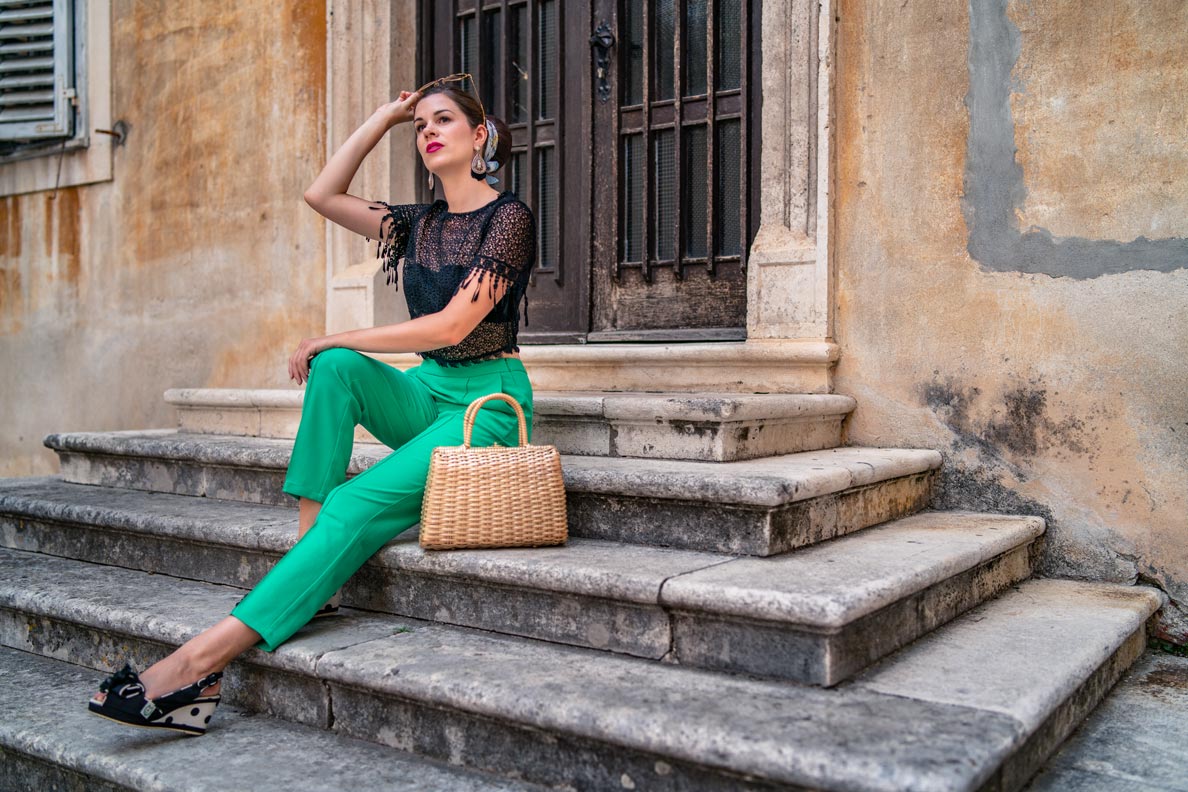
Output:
[87, 74, 537, 735]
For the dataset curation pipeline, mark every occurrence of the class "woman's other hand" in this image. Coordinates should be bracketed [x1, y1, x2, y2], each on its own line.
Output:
[374, 91, 421, 130]
[289, 336, 333, 386]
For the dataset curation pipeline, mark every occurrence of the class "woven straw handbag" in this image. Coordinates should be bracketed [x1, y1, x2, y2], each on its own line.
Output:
[419, 392, 567, 550]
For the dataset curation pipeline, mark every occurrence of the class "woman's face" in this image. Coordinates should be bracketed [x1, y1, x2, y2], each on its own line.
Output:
[412, 93, 485, 174]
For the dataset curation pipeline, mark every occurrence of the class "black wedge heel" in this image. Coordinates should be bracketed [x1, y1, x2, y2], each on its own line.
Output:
[88, 663, 223, 736]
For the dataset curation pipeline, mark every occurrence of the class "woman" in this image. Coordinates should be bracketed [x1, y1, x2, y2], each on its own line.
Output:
[87, 74, 536, 735]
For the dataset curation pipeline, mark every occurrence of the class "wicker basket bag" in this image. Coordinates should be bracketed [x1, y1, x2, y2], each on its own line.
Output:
[419, 392, 567, 550]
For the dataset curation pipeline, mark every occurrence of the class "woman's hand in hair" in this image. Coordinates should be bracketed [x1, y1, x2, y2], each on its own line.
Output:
[374, 91, 421, 130]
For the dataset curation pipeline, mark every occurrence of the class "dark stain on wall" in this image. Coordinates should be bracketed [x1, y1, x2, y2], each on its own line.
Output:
[42, 191, 53, 256]
[0, 263, 20, 331]
[963, 0, 1188, 278]
[0, 196, 23, 331]
[917, 372, 1188, 627]
[919, 373, 1093, 478]
[57, 188, 81, 286]
[44, 188, 81, 288]
[920, 378, 1000, 462]
[289, 0, 326, 107]
[988, 387, 1090, 456]
[0, 196, 21, 257]
[932, 459, 1055, 526]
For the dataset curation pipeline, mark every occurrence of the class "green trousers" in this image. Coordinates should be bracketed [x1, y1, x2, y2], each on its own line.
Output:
[229, 348, 534, 652]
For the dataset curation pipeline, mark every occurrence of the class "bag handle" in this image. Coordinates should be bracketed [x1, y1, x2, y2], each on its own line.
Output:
[462, 392, 529, 449]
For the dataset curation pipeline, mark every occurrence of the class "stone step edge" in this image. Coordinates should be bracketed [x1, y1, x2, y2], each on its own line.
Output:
[0, 548, 1159, 792]
[43, 429, 943, 508]
[0, 482, 1041, 684]
[849, 578, 1167, 791]
[166, 389, 857, 462]
[0, 477, 1039, 631]
[373, 340, 840, 395]
[0, 546, 1023, 792]
[0, 646, 548, 792]
[164, 386, 859, 423]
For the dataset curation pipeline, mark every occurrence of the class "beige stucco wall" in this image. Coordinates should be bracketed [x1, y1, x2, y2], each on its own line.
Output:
[0, 1, 328, 477]
[833, 0, 1188, 638]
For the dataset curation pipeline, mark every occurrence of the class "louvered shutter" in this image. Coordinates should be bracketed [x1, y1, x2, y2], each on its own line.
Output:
[0, 0, 74, 141]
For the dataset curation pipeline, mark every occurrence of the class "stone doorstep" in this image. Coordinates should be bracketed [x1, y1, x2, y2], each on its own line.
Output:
[0, 478, 1041, 685]
[371, 339, 840, 395]
[164, 387, 858, 462]
[42, 430, 943, 556]
[0, 548, 1162, 792]
[0, 649, 550, 792]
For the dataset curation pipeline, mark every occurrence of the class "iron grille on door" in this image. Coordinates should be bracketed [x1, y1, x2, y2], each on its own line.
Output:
[617, 0, 752, 283]
[419, 0, 756, 340]
[424, 0, 587, 343]
[428, 0, 561, 276]
[588, 0, 756, 338]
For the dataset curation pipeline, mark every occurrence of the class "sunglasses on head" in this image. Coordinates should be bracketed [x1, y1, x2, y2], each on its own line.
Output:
[414, 72, 487, 125]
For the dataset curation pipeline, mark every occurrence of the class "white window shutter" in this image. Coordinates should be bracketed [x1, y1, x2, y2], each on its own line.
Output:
[0, 0, 75, 141]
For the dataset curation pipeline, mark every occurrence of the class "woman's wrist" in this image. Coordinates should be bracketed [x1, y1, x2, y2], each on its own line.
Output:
[371, 91, 419, 130]
[371, 104, 409, 131]
[366, 110, 395, 133]
[317, 334, 342, 354]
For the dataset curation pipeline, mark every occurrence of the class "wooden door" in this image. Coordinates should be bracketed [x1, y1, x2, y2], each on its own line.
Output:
[422, 0, 591, 344]
[420, 0, 759, 344]
[588, 0, 759, 342]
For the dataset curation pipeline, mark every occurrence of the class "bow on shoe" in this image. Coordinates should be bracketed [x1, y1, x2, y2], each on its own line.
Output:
[96, 662, 163, 720]
[99, 663, 145, 699]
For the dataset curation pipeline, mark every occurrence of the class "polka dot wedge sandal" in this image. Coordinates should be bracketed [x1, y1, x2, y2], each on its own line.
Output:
[88, 662, 223, 736]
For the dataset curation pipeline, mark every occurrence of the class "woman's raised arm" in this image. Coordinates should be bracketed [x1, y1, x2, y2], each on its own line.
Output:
[303, 92, 420, 241]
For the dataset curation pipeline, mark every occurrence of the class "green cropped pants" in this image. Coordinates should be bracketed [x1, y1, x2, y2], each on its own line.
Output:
[229, 348, 534, 652]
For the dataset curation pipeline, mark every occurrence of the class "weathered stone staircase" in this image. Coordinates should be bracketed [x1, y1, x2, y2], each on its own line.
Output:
[0, 386, 1164, 791]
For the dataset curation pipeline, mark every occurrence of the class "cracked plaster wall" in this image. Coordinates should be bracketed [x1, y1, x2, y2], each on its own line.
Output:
[0, 2, 328, 477]
[833, 0, 1187, 639]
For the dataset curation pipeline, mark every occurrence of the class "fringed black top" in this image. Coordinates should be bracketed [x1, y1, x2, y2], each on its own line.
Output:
[367, 189, 534, 367]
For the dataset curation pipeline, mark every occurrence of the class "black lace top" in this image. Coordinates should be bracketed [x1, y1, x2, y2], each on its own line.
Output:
[367, 189, 534, 367]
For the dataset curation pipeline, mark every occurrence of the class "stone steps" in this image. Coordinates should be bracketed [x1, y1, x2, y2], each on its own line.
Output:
[0, 647, 550, 792]
[0, 546, 1162, 792]
[163, 387, 859, 462]
[1020, 650, 1188, 791]
[43, 429, 941, 556]
[0, 477, 1042, 685]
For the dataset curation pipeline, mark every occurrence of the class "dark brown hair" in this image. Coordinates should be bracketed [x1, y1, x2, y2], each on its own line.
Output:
[419, 84, 512, 181]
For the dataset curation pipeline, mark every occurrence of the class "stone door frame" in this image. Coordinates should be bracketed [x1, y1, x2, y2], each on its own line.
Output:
[323, 0, 838, 393]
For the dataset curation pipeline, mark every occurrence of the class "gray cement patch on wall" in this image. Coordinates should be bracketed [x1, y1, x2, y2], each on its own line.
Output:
[962, 0, 1188, 279]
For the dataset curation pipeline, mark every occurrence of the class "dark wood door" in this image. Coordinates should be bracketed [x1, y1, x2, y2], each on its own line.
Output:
[422, 0, 591, 344]
[420, 0, 759, 344]
[588, 0, 758, 342]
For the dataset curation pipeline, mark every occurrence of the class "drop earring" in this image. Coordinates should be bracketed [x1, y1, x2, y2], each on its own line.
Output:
[471, 149, 487, 175]
[427, 171, 434, 191]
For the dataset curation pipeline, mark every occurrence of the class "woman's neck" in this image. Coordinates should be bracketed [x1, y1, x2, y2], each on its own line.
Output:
[437, 174, 501, 214]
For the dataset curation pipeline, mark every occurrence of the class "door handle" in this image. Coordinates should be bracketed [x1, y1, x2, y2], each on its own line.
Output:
[589, 20, 615, 103]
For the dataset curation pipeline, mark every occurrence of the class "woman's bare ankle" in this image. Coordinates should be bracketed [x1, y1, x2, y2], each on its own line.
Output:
[139, 651, 218, 699]
[298, 496, 322, 538]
